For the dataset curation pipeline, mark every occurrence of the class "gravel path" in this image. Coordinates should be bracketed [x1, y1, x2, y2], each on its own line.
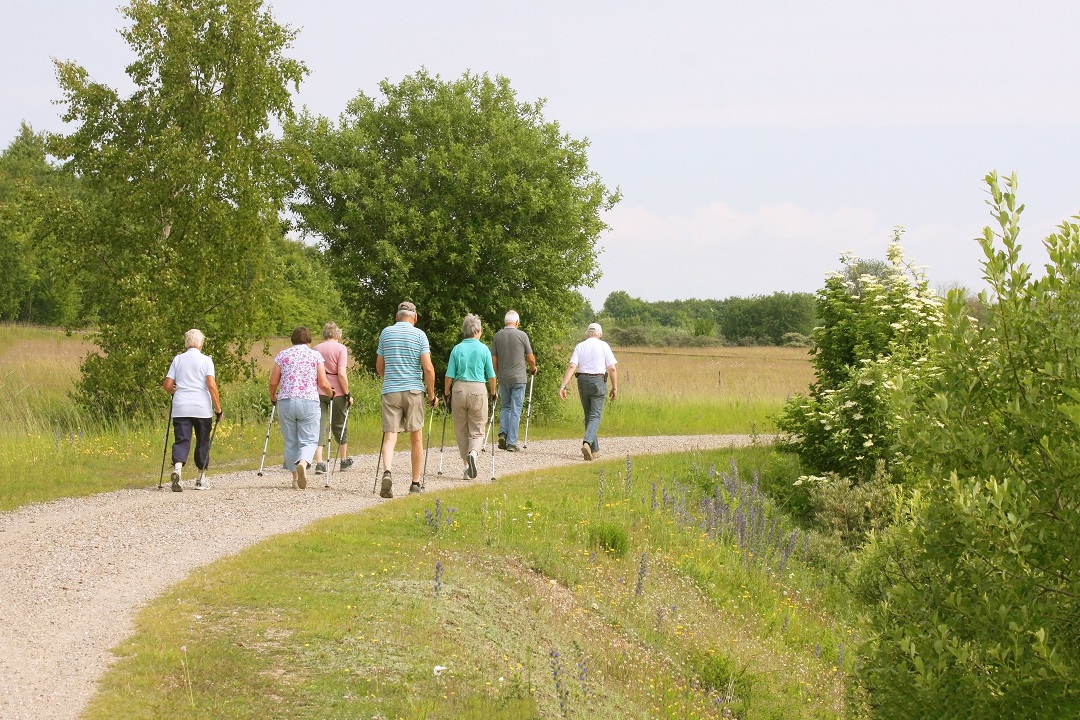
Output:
[0, 434, 758, 720]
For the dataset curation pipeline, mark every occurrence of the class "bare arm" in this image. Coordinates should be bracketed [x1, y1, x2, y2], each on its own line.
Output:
[268, 365, 281, 404]
[526, 352, 537, 375]
[421, 353, 437, 406]
[163, 377, 176, 394]
[375, 354, 385, 378]
[607, 365, 618, 401]
[206, 375, 222, 417]
[558, 363, 578, 400]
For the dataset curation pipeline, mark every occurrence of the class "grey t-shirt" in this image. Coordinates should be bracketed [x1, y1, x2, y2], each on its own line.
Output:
[491, 326, 533, 385]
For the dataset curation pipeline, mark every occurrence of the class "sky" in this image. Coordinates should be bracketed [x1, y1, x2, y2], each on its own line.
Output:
[4, 0, 1080, 310]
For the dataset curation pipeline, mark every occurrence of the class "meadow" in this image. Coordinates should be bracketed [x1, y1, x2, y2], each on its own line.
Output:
[0, 325, 814, 513]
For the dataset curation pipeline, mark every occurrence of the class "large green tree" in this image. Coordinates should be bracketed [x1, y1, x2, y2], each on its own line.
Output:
[855, 174, 1080, 717]
[286, 69, 619, 398]
[49, 0, 306, 417]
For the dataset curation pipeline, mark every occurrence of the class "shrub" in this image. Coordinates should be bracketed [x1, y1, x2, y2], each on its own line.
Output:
[587, 521, 629, 558]
[857, 173, 1080, 717]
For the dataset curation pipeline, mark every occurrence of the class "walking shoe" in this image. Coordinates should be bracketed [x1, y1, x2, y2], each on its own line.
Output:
[466, 451, 478, 479]
[506, 444, 518, 452]
[498, 433, 507, 450]
[296, 461, 308, 489]
[314, 462, 327, 475]
[409, 481, 422, 494]
[194, 474, 207, 490]
[170, 469, 182, 492]
[380, 470, 393, 498]
[339, 457, 354, 470]
[581, 443, 593, 461]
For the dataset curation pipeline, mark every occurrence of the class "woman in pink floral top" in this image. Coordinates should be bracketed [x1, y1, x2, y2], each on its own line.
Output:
[269, 326, 333, 489]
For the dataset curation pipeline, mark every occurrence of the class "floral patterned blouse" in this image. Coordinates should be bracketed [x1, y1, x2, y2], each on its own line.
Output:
[274, 344, 324, 401]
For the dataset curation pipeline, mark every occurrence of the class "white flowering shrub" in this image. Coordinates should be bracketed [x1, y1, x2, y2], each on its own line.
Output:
[777, 232, 943, 484]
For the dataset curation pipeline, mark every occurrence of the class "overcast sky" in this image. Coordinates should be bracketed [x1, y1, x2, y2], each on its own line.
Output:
[4, 1, 1080, 309]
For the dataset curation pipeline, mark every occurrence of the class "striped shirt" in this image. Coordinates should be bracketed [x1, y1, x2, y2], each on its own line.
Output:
[377, 322, 430, 394]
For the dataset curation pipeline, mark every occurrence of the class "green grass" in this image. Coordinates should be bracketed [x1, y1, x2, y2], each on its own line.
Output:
[85, 447, 862, 719]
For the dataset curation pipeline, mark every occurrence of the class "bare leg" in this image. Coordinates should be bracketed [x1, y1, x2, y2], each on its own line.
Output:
[410, 429, 424, 484]
[381, 432, 398, 472]
[338, 442, 348, 459]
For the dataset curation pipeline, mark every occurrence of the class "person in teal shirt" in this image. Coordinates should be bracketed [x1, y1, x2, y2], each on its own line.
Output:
[444, 314, 497, 479]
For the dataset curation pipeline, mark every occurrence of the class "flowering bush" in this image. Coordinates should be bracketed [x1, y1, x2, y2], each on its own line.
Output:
[776, 232, 943, 484]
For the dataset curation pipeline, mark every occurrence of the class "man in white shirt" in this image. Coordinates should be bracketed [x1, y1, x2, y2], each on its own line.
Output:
[558, 322, 618, 460]
[163, 329, 222, 491]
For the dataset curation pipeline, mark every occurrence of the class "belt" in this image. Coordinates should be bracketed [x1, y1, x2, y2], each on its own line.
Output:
[576, 372, 606, 377]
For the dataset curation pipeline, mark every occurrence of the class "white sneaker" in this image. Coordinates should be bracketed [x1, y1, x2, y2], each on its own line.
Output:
[194, 474, 208, 490]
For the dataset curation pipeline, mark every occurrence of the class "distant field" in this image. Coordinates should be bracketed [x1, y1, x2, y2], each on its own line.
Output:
[615, 345, 814, 404]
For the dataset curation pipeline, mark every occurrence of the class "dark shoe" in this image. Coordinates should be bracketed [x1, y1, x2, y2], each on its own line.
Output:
[466, 451, 477, 479]
[296, 461, 308, 489]
[582, 443, 593, 461]
[409, 481, 422, 494]
[339, 457, 354, 470]
[170, 470, 182, 492]
[380, 470, 393, 498]
[498, 433, 507, 450]
[314, 462, 327, 475]
[506, 444, 518, 452]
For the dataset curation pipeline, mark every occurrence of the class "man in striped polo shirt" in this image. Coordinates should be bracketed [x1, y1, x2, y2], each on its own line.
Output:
[375, 301, 437, 497]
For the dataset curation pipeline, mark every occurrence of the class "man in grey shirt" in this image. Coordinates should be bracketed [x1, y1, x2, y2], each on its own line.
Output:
[491, 310, 537, 451]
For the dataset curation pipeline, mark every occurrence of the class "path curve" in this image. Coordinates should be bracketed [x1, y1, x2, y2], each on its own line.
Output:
[0, 434, 759, 720]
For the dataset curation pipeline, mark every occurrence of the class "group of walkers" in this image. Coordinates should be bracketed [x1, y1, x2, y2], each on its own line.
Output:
[161, 302, 619, 494]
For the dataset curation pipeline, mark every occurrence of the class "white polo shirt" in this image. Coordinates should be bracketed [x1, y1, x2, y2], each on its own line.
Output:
[569, 337, 617, 375]
[167, 348, 216, 418]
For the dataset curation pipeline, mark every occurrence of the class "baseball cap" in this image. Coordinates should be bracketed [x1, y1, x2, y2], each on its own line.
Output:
[397, 301, 417, 313]
[587, 322, 603, 335]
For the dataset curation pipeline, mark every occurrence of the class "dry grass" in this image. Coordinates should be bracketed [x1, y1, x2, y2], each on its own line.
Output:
[616, 346, 814, 404]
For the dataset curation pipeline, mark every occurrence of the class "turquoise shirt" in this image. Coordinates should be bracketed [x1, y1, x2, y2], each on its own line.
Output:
[446, 338, 495, 383]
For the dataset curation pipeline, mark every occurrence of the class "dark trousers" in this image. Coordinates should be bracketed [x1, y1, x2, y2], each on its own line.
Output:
[172, 417, 213, 470]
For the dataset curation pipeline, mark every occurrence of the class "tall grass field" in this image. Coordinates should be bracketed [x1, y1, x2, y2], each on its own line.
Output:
[0, 325, 813, 512]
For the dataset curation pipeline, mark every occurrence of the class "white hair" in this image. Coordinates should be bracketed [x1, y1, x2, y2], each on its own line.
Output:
[504, 310, 520, 325]
[184, 328, 205, 349]
[322, 322, 342, 340]
[462, 313, 482, 337]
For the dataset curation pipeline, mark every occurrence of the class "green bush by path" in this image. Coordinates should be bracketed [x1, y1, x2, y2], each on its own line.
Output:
[85, 448, 862, 720]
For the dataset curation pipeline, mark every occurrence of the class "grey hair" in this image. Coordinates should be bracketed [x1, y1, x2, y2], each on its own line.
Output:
[184, 328, 205, 349]
[462, 313, 482, 338]
[396, 308, 416, 321]
[322, 322, 342, 340]
[504, 310, 520, 325]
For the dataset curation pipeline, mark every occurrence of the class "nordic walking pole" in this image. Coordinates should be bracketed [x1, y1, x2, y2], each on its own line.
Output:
[158, 398, 173, 490]
[328, 399, 356, 488]
[256, 404, 276, 477]
[421, 400, 435, 489]
[436, 399, 449, 476]
[203, 414, 220, 475]
[321, 393, 334, 488]
[373, 432, 384, 495]
[523, 373, 535, 449]
[490, 392, 497, 480]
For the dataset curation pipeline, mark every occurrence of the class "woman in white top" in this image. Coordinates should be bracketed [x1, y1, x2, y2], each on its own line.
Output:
[163, 329, 222, 492]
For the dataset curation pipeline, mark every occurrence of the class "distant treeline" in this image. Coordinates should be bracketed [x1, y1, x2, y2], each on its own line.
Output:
[595, 290, 816, 347]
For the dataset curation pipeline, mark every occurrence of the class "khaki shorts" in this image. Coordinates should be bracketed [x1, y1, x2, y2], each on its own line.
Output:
[382, 390, 426, 432]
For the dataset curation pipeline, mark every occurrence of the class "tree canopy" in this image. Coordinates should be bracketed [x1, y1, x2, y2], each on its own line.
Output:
[286, 69, 619, 392]
[49, 0, 306, 416]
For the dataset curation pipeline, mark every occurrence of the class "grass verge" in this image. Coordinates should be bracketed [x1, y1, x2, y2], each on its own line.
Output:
[85, 446, 862, 719]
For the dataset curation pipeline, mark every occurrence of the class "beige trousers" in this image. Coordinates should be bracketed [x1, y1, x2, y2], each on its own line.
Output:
[451, 381, 489, 460]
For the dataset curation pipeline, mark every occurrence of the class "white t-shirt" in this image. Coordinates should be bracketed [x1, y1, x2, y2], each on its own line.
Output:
[167, 348, 216, 418]
[569, 337, 617, 375]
